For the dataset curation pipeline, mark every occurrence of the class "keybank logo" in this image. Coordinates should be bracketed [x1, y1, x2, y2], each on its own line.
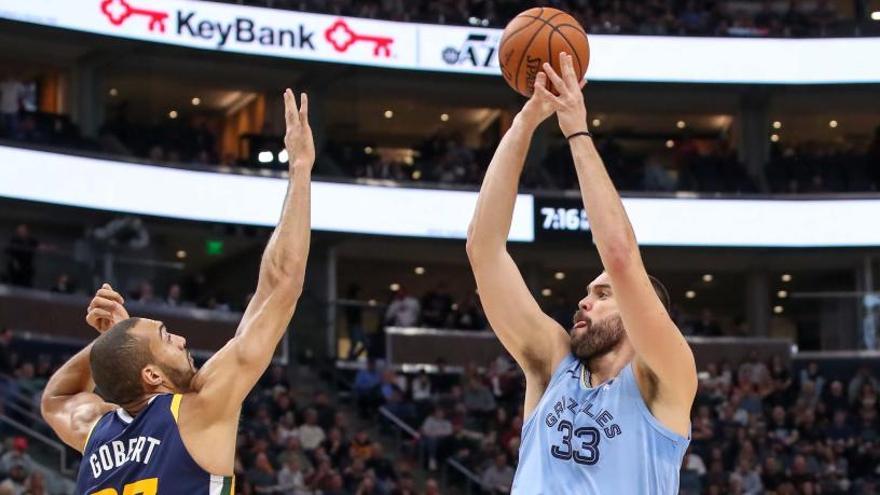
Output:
[101, 0, 169, 32]
[99, 0, 317, 51]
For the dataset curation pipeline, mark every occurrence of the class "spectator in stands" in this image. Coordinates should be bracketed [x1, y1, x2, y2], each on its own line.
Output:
[692, 308, 722, 336]
[277, 456, 309, 494]
[0, 461, 27, 494]
[246, 452, 278, 493]
[344, 284, 368, 360]
[449, 293, 487, 331]
[353, 360, 382, 415]
[848, 365, 880, 405]
[0, 437, 34, 477]
[0, 75, 25, 139]
[49, 273, 74, 294]
[164, 283, 183, 307]
[365, 442, 397, 490]
[385, 288, 420, 327]
[4, 224, 39, 288]
[297, 408, 326, 451]
[421, 282, 453, 328]
[0, 327, 13, 374]
[420, 407, 453, 471]
[480, 452, 515, 494]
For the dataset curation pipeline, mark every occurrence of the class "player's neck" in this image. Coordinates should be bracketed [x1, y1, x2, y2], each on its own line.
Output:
[585, 346, 634, 387]
[121, 387, 175, 416]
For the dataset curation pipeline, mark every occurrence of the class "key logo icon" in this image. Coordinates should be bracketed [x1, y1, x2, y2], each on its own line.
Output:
[324, 19, 393, 57]
[101, 0, 169, 33]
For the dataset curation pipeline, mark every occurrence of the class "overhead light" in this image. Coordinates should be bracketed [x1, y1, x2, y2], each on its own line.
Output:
[829, 120, 838, 128]
[389, 283, 400, 292]
[541, 288, 552, 297]
[591, 118, 601, 128]
[440, 113, 449, 122]
[412, 170, 422, 180]
[772, 121, 782, 129]
[770, 134, 780, 143]
[685, 290, 696, 299]
[168, 110, 178, 119]
[414, 266, 425, 275]
[676, 120, 686, 129]
[665, 140, 675, 148]
[364, 146, 373, 154]
[368, 299, 377, 306]
[451, 303, 459, 311]
[872, 11, 880, 20]
[384, 110, 393, 119]
[258, 151, 274, 163]
[777, 290, 788, 298]
[278, 149, 289, 163]
[773, 305, 784, 314]
[702, 274, 713, 283]
[176, 250, 187, 259]
[781, 274, 792, 282]
[554, 271, 566, 280]
[109, 88, 118, 97]
[191, 97, 201, 106]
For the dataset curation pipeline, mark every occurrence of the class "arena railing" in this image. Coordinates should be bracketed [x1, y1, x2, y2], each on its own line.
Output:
[0, 413, 76, 475]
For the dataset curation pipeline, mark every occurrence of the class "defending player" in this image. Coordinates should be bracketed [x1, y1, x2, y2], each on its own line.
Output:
[40, 88, 314, 494]
[466, 53, 697, 493]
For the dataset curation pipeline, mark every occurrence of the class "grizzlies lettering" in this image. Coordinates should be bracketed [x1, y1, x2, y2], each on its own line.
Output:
[544, 394, 623, 440]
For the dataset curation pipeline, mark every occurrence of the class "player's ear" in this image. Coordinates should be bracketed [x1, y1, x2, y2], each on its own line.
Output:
[141, 365, 163, 387]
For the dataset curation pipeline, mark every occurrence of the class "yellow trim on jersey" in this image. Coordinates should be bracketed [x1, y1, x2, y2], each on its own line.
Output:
[82, 416, 101, 450]
[170, 394, 183, 423]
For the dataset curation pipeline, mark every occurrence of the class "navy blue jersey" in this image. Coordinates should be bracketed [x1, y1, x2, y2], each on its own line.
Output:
[76, 394, 234, 495]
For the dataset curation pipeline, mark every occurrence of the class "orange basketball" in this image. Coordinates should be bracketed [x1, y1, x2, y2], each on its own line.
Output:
[498, 7, 590, 97]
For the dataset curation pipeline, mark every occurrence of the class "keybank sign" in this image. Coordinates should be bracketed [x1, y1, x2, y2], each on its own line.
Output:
[174, 11, 316, 50]
[1, 0, 880, 83]
[0, 0, 416, 67]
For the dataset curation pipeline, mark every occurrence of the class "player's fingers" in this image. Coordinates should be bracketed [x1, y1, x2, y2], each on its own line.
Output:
[87, 308, 113, 321]
[95, 288, 124, 305]
[90, 297, 125, 314]
[299, 93, 309, 125]
[541, 63, 566, 95]
[531, 72, 548, 94]
[560, 52, 578, 91]
[534, 82, 563, 108]
[284, 89, 299, 128]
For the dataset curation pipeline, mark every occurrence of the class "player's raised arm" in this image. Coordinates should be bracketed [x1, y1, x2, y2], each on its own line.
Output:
[190, 89, 313, 410]
[540, 53, 697, 414]
[466, 73, 570, 388]
[40, 285, 128, 452]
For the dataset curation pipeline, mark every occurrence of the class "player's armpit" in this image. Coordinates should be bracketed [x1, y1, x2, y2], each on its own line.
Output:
[609, 263, 697, 408]
[469, 248, 570, 380]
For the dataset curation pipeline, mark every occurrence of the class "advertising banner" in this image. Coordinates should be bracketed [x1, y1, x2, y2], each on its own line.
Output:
[2, 0, 879, 83]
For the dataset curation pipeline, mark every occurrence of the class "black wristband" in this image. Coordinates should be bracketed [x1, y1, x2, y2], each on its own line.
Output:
[566, 130, 593, 141]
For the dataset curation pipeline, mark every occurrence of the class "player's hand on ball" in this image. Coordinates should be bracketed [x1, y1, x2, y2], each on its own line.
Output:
[519, 72, 556, 127]
[283, 88, 315, 171]
[537, 52, 589, 137]
[86, 283, 130, 333]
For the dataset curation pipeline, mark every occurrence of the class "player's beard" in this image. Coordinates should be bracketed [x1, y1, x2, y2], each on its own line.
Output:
[158, 353, 196, 393]
[570, 314, 625, 361]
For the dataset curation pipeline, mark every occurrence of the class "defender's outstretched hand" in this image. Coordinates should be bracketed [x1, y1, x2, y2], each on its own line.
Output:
[536, 52, 589, 137]
[283, 88, 315, 170]
[85, 283, 129, 333]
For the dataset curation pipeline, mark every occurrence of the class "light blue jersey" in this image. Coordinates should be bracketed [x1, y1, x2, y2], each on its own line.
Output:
[513, 354, 689, 494]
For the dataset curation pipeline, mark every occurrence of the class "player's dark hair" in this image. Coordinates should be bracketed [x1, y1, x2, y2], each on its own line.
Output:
[90, 317, 152, 405]
[648, 275, 671, 313]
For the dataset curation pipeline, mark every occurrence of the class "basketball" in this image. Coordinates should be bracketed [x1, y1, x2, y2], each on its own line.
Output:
[498, 7, 590, 97]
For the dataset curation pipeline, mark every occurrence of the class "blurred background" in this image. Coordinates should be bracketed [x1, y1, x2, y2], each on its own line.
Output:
[0, 0, 879, 493]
